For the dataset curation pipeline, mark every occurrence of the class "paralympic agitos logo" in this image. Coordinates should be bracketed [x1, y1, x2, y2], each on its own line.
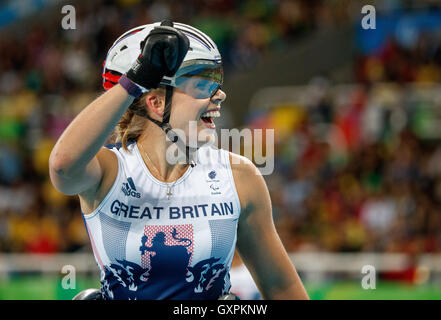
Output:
[122, 177, 141, 198]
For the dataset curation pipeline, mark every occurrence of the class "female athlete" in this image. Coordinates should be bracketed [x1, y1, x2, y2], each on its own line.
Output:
[49, 21, 309, 300]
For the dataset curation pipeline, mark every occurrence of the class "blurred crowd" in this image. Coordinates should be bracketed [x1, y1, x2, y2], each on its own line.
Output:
[0, 0, 352, 96]
[256, 82, 441, 254]
[1, 0, 441, 255]
[356, 36, 441, 84]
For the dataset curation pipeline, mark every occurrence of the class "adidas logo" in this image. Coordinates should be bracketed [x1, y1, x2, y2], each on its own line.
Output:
[121, 177, 141, 198]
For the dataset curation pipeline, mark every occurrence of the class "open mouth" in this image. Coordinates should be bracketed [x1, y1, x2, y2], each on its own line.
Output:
[199, 110, 220, 128]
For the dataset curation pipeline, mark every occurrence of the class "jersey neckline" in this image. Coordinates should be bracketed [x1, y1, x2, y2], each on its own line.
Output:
[133, 142, 194, 188]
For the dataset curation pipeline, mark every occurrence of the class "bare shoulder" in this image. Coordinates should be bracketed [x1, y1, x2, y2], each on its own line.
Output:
[228, 152, 269, 211]
[228, 152, 260, 176]
[78, 146, 118, 214]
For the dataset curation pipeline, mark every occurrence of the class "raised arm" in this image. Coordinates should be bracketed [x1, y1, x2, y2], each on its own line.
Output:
[230, 153, 309, 300]
[49, 23, 190, 197]
[49, 85, 134, 196]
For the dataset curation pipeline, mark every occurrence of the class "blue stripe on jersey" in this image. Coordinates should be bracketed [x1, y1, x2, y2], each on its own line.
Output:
[100, 213, 131, 263]
[208, 218, 237, 259]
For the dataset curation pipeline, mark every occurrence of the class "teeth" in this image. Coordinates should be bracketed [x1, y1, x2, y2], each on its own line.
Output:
[200, 110, 220, 118]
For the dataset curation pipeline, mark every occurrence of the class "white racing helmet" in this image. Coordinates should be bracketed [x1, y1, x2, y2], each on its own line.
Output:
[102, 21, 223, 160]
[102, 21, 222, 91]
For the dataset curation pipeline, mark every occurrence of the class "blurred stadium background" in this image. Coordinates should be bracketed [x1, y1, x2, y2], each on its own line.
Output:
[1, 0, 441, 299]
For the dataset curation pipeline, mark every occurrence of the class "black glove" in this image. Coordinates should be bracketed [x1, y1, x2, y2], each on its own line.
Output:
[126, 24, 189, 89]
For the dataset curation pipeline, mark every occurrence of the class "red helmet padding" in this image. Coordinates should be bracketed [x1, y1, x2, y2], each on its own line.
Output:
[103, 80, 117, 90]
[102, 69, 122, 90]
[103, 71, 122, 83]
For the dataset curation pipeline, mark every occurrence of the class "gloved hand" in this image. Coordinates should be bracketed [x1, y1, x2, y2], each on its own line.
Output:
[126, 23, 189, 90]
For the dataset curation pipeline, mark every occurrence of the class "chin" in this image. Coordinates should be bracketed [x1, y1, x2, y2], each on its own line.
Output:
[196, 129, 217, 147]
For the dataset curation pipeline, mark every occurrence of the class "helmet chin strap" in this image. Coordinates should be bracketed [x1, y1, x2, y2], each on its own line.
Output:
[131, 20, 197, 167]
[131, 85, 198, 167]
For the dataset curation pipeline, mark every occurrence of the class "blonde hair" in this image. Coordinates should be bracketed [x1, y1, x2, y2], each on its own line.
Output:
[114, 88, 165, 150]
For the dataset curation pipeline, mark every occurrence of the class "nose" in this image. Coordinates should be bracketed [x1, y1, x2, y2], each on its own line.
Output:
[211, 87, 226, 104]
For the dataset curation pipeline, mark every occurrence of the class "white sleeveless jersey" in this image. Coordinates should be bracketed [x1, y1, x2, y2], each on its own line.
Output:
[82, 140, 241, 300]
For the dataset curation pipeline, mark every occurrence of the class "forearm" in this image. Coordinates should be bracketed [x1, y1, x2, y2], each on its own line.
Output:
[50, 84, 134, 177]
[263, 265, 309, 300]
[270, 284, 310, 300]
[262, 241, 309, 300]
[239, 237, 309, 300]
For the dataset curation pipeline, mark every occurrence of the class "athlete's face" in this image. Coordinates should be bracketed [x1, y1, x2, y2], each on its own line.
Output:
[169, 86, 226, 147]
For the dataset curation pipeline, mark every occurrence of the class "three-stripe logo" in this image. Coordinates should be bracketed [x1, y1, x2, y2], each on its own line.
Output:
[122, 177, 141, 198]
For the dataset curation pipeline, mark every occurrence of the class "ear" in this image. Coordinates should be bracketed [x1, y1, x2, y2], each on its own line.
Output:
[144, 92, 164, 117]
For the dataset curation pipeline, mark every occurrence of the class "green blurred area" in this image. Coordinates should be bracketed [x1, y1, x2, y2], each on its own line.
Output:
[0, 276, 440, 300]
[0, 275, 100, 300]
[306, 282, 441, 300]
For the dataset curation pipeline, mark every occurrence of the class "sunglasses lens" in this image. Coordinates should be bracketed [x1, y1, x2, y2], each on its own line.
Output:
[174, 66, 223, 99]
